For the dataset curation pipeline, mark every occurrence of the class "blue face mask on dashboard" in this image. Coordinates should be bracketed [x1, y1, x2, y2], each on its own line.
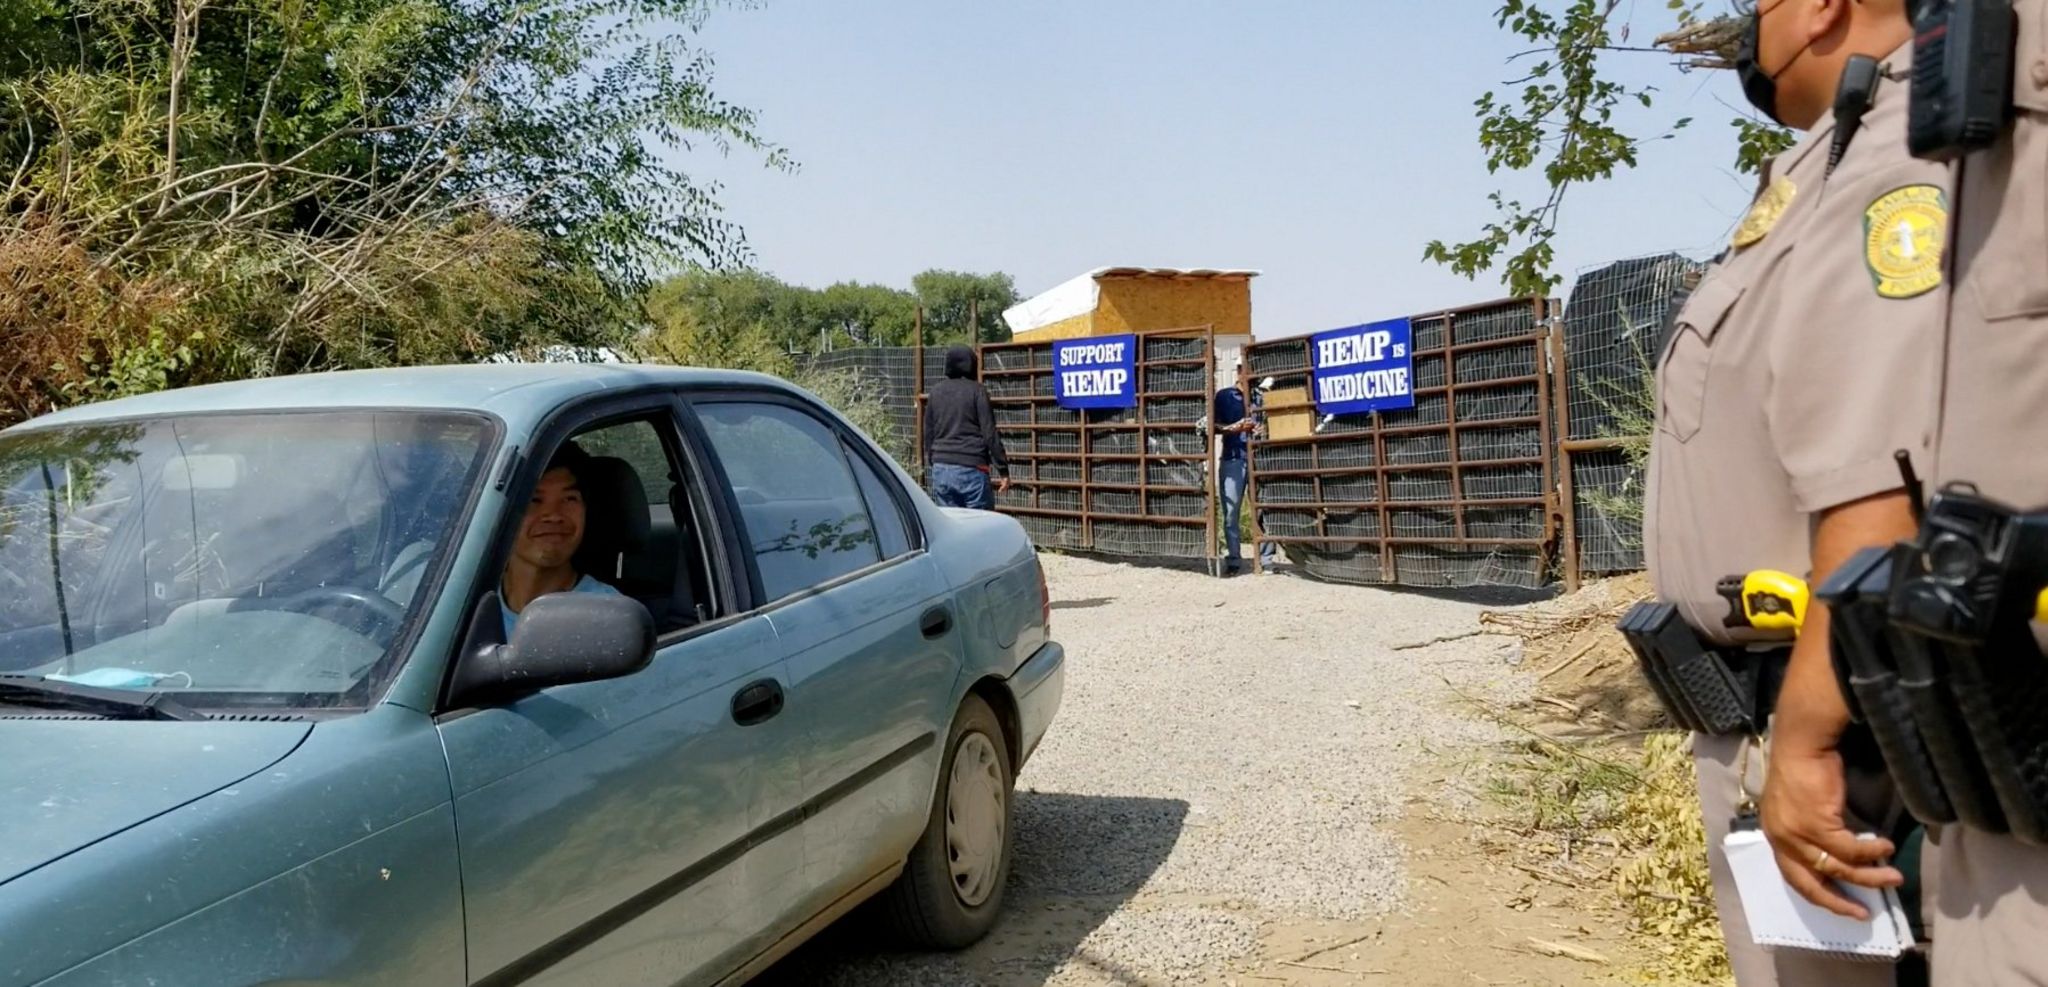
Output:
[48, 668, 171, 690]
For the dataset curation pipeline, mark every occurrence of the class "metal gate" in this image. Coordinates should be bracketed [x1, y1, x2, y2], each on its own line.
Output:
[971, 328, 1220, 565]
[1243, 298, 1562, 589]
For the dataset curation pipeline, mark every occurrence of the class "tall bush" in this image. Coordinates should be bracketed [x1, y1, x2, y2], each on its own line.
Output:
[0, 0, 783, 427]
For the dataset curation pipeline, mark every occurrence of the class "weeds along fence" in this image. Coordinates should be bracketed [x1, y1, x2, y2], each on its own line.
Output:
[972, 328, 1220, 565]
[1243, 297, 1561, 590]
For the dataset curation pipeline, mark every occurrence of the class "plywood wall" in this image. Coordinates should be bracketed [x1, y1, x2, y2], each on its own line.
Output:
[1095, 277, 1252, 339]
[1012, 312, 1097, 342]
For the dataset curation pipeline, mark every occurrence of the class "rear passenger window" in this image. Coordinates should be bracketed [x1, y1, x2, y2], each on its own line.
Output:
[694, 402, 882, 601]
[844, 441, 911, 559]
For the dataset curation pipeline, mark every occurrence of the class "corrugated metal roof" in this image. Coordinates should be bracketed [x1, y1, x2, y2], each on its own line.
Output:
[1091, 266, 1261, 280]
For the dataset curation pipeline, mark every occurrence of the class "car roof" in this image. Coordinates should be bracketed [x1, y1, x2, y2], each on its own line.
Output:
[6, 363, 797, 434]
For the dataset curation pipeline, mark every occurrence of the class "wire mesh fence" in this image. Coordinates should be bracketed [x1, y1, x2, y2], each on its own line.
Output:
[1555, 252, 1703, 580]
[975, 329, 1219, 564]
[798, 346, 924, 471]
[1571, 447, 1647, 576]
[1561, 253, 1701, 442]
[1244, 297, 1559, 590]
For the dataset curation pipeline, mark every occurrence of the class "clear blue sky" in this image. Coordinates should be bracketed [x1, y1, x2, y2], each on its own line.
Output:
[678, 1, 1762, 338]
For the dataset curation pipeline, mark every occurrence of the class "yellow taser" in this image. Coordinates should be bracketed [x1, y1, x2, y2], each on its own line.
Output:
[1717, 569, 1812, 637]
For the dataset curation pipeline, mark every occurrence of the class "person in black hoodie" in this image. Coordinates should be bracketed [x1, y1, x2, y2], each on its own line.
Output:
[923, 345, 1010, 509]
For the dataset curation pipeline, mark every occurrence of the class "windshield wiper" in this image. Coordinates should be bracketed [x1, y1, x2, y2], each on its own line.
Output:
[0, 676, 204, 721]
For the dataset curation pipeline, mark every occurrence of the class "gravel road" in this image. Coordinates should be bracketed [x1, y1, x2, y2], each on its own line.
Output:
[758, 552, 1534, 986]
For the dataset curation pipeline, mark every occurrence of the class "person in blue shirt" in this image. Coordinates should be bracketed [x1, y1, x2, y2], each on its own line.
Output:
[1215, 369, 1279, 576]
[500, 441, 621, 637]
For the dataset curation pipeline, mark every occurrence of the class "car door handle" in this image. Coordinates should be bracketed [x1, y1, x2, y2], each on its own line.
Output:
[731, 679, 785, 727]
[920, 606, 953, 639]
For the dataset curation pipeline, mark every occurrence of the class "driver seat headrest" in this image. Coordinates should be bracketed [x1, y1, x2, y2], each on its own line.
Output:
[573, 456, 650, 579]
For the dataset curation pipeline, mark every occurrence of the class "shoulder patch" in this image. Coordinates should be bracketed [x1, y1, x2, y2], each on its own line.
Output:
[1863, 185, 1948, 299]
[1733, 177, 1796, 249]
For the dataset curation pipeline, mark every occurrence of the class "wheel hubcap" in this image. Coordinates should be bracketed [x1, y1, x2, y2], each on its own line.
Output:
[944, 732, 1004, 907]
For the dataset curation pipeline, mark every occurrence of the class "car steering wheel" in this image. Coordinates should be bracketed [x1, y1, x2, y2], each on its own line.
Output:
[231, 586, 407, 641]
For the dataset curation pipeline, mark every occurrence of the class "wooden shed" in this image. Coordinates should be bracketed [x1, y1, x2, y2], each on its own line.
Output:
[1002, 267, 1259, 343]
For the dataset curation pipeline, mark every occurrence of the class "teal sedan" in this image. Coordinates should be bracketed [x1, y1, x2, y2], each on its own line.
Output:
[0, 364, 1063, 986]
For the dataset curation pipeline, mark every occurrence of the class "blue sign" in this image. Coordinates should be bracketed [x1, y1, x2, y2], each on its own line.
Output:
[1311, 318, 1415, 415]
[1053, 334, 1138, 409]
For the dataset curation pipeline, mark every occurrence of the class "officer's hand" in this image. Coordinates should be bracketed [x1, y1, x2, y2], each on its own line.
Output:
[996, 476, 1012, 493]
[1760, 739, 1903, 920]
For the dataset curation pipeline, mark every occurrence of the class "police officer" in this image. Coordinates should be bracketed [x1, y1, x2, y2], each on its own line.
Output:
[1806, 0, 2048, 980]
[1644, 1, 1947, 982]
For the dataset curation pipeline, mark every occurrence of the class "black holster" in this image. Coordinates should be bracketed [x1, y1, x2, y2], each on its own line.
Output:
[1819, 547, 1974, 830]
[1618, 602, 1787, 736]
[1819, 486, 2048, 846]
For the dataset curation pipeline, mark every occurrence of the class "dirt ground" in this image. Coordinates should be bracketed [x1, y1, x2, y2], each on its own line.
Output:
[1217, 572, 1665, 987]
[765, 560, 1674, 986]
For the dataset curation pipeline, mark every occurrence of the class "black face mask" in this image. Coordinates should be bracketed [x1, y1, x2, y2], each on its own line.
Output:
[1735, 14, 1785, 125]
[1735, 3, 1816, 128]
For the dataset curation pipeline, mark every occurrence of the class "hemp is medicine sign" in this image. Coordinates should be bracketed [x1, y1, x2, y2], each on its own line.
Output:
[1053, 334, 1137, 409]
[1311, 318, 1415, 415]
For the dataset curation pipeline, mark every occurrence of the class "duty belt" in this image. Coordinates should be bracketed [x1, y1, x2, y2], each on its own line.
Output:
[1821, 481, 2048, 846]
[1618, 603, 1789, 736]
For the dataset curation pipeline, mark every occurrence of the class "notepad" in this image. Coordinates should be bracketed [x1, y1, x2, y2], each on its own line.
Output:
[1723, 828, 1912, 960]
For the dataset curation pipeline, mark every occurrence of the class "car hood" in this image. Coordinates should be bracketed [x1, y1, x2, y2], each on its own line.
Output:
[0, 719, 312, 887]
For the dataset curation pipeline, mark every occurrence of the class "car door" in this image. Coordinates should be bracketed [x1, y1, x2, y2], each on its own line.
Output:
[437, 397, 807, 987]
[688, 396, 961, 911]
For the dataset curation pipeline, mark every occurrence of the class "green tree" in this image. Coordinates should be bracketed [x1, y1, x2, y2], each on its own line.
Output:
[641, 277, 912, 467]
[0, 0, 786, 426]
[913, 269, 1019, 344]
[645, 268, 807, 356]
[811, 281, 920, 348]
[644, 267, 1020, 356]
[1425, 2, 1795, 298]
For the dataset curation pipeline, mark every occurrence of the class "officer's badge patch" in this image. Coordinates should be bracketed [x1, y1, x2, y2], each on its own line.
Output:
[1733, 177, 1796, 248]
[1863, 185, 1948, 299]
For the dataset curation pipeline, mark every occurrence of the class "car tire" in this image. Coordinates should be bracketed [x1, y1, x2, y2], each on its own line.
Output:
[877, 693, 1015, 949]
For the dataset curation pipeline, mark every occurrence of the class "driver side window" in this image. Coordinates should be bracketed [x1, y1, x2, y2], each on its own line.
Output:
[501, 412, 719, 638]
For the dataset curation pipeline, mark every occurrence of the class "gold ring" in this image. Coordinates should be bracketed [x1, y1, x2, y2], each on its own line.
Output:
[1814, 850, 1832, 874]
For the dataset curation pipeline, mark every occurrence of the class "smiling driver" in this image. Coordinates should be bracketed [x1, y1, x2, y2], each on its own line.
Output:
[499, 441, 620, 636]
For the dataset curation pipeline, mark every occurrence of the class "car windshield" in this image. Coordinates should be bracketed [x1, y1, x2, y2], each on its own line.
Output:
[0, 410, 492, 710]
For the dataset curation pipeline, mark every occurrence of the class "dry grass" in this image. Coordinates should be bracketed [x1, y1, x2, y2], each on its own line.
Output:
[0, 223, 182, 426]
[1470, 575, 1733, 986]
[1485, 572, 1667, 735]
[1614, 733, 1730, 985]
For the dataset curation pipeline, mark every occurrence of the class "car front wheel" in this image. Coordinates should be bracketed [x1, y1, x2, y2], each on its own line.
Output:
[878, 693, 1015, 948]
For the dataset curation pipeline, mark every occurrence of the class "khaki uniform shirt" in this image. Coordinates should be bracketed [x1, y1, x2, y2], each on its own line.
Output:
[1645, 40, 1953, 645]
[1924, 2, 2048, 982]
[1933, 0, 2048, 499]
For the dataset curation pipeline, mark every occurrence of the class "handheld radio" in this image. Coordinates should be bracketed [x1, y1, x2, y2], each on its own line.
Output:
[1907, 0, 2018, 160]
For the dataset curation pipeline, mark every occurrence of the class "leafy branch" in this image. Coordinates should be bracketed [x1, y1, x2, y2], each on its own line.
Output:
[1427, 1, 1793, 298]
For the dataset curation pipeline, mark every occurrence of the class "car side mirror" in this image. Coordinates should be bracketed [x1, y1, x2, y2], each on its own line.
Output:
[450, 593, 656, 708]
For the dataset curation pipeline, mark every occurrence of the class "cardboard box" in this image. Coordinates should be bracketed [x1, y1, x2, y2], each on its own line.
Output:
[1263, 385, 1313, 410]
[1267, 408, 1316, 440]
